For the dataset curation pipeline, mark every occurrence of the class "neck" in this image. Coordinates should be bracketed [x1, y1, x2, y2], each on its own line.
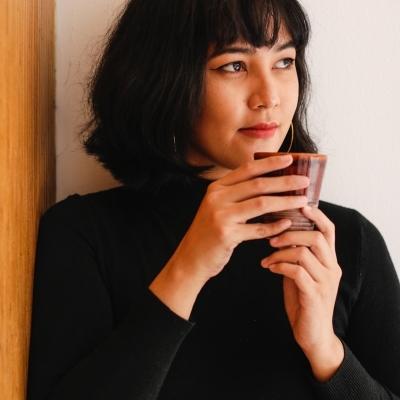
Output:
[198, 169, 230, 181]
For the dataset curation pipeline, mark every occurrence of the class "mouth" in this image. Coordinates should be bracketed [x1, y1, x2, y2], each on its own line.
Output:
[238, 122, 279, 139]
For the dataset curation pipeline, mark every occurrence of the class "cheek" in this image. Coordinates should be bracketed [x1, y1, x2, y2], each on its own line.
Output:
[288, 78, 300, 109]
[278, 81, 299, 118]
[199, 81, 240, 128]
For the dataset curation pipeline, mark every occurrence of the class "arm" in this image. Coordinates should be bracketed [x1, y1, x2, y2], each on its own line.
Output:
[27, 157, 310, 399]
[27, 195, 194, 400]
[310, 210, 400, 399]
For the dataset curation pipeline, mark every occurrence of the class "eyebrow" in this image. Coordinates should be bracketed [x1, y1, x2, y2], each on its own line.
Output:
[208, 40, 296, 60]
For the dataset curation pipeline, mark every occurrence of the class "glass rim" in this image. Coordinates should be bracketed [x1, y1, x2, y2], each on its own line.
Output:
[254, 151, 327, 158]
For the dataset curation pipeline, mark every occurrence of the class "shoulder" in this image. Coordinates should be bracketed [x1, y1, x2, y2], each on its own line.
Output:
[318, 199, 381, 240]
[318, 199, 379, 238]
[319, 199, 361, 226]
[38, 185, 147, 241]
[41, 185, 142, 222]
[318, 199, 382, 268]
[318, 199, 393, 278]
[318, 200, 392, 312]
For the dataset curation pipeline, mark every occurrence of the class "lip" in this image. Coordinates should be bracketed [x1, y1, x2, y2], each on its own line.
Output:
[240, 122, 279, 130]
[238, 122, 279, 139]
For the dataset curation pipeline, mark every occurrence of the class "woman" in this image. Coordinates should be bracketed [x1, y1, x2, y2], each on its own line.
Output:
[27, 0, 400, 399]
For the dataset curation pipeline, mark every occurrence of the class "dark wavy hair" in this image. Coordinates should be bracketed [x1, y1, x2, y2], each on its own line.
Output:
[80, 0, 318, 194]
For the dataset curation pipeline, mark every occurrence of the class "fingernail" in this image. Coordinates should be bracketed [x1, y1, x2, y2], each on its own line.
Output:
[270, 237, 278, 245]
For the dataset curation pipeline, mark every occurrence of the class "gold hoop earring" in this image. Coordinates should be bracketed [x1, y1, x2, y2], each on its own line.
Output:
[285, 122, 294, 153]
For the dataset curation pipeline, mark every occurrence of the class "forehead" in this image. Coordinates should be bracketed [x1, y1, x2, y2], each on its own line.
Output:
[207, 22, 293, 55]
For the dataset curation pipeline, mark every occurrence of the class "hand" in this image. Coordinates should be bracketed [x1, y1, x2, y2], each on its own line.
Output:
[260, 205, 344, 376]
[171, 155, 310, 284]
[150, 155, 310, 321]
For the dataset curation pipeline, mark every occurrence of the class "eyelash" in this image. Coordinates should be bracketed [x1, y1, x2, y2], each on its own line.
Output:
[217, 58, 295, 74]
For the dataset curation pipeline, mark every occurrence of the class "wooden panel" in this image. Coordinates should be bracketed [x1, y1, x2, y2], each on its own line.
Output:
[0, 1, 55, 399]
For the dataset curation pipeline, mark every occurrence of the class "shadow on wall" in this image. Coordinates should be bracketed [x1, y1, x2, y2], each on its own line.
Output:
[56, 0, 127, 201]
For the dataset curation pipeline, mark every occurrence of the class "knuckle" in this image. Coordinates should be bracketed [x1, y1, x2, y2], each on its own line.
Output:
[254, 225, 264, 237]
[253, 177, 266, 191]
[206, 182, 216, 193]
[215, 223, 229, 242]
[243, 161, 255, 175]
[274, 221, 288, 232]
[314, 231, 325, 245]
[298, 246, 309, 259]
[255, 224, 269, 237]
[208, 210, 223, 228]
[202, 197, 214, 212]
[205, 190, 218, 204]
[206, 181, 220, 194]
[255, 196, 267, 209]
[294, 267, 305, 281]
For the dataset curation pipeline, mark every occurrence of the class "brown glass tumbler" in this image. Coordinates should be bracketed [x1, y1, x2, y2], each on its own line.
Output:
[253, 152, 328, 231]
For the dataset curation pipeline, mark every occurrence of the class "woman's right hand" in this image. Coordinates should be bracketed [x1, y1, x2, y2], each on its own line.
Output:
[172, 154, 310, 283]
[149, 154, 311, 319]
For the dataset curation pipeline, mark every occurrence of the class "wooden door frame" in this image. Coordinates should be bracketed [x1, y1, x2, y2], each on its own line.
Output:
[0, 1, 55, 399]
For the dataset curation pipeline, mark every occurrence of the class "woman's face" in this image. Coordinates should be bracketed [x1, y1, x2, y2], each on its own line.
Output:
[186, 25, 299, 180]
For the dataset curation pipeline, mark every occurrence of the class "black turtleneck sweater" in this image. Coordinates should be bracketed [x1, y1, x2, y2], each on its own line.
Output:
[27, 177, 400, 399]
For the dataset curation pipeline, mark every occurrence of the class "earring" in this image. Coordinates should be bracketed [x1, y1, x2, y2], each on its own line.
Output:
[285, 122, 294, 153]
[173, 134, 177, 153]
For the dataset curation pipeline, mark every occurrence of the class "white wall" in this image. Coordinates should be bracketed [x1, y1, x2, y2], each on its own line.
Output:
[55, 0, 126, 196]
[56, 0, 400, 271]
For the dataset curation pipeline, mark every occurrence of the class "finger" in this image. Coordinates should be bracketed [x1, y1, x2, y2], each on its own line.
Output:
[262, 246, 326, 282]
[301, 206, 336, 253]
[237, 219, 292, 242]
[267, 263, 316, 293]
[216, 154, 293, 187]
[218, 174, 310, 203]
[232, 194, 308, 223]
[268, 230, 337, 269]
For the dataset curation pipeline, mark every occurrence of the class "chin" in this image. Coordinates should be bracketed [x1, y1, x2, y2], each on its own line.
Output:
[245, 144, 281, 159]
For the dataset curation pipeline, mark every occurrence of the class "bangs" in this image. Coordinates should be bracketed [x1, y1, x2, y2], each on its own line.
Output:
[204, 0, 309, 53]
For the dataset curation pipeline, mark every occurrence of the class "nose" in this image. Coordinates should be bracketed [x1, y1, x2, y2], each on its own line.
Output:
[248, 74, 280, 110]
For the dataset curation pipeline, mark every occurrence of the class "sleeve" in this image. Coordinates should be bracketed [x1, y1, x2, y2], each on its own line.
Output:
[26, 195, 194, 400]
[310, 210, 400, 399]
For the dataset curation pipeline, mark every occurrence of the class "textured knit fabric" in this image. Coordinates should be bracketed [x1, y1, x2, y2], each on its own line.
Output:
[27, 176, 400, 399]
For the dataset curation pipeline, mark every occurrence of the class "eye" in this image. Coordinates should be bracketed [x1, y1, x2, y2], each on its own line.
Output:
[218, 61, 246, 73]
[275, 58, 295, 70]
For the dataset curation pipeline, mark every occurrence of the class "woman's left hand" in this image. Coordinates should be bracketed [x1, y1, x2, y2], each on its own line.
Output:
[261, 205, 344, 379]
